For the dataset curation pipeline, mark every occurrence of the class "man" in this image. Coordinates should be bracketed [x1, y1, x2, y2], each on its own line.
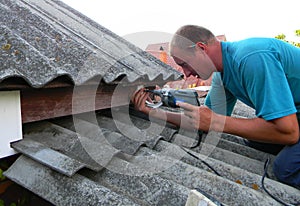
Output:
[132, 25, 300, 188]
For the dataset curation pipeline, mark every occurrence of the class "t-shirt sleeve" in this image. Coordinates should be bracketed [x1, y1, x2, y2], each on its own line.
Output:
[240, 52, 296, 120]
[205, 72, 237, 116]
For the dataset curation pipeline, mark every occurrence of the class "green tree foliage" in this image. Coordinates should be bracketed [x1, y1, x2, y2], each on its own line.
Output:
[275, 30, 300, 47]
[275, 33, 286, 40]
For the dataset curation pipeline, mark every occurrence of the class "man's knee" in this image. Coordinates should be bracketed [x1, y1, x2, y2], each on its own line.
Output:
[273, 154, 300, 187]
[273, 159, 287, 181]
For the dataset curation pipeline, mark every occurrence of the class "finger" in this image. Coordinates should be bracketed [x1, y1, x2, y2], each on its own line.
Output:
[133, 92, 143, 105]
[136, 91, 146, 106]
[139, 91, 150, 106]
[132, 89, 144, 105]
[146, 96, 153, 103]
[176, 102, 195, 111]
[131, 88, 144, 102]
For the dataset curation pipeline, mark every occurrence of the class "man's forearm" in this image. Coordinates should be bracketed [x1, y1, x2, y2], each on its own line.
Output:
[212, 114, 299, 145]
[145, 102, 299, 145]
[148, 108, 194, 129]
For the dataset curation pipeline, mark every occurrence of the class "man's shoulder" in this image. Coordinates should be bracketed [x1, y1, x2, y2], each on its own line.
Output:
[231, 37, 277, 45]
[229, 37, 277, 53]
[224, 38, 279, 64]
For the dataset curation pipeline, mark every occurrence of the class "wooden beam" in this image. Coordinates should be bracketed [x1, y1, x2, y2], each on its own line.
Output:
[21, 84, 134, 123]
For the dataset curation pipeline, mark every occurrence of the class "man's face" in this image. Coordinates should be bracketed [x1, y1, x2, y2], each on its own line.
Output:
[171, 46, 215, 80]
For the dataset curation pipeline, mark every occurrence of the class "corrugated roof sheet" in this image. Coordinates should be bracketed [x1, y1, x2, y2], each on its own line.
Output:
[4, 101, 300, 206]
[0, 0, 182, 88]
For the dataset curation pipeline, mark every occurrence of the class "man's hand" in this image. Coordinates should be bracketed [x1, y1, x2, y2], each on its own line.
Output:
[131, 88, 152, 115]
[177, 102, 217, 132]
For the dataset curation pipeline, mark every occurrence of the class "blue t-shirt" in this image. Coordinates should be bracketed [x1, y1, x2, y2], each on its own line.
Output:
[205, 38, 300, 122]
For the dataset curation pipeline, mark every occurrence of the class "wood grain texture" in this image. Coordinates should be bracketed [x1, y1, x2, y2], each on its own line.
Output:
[21, 84, 134, 123]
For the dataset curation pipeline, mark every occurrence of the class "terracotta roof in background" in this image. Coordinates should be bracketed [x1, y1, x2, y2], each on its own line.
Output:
[216, 34, 227, 41]
[145, 42, 184, 73]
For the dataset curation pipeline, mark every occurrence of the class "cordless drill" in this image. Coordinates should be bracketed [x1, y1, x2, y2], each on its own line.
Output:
[145, 88, 201, 108]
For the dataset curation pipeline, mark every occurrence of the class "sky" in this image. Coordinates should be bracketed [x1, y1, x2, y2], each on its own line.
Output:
[61, 0, 299, 49]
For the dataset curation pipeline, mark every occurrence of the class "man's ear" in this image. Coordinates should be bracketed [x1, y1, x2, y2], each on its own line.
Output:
[196, 42, 207, 51]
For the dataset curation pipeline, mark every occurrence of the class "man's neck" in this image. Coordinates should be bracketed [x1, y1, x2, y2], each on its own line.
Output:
[207, 41, 223, 72]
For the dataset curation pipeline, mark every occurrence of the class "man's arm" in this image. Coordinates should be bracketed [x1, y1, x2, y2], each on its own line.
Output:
[218, 113, 299, 145]
[178, 102, 299, 145]
[132, 88, 299, 145]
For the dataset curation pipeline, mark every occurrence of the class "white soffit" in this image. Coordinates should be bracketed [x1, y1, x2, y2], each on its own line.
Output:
[0, 91, 22, 158]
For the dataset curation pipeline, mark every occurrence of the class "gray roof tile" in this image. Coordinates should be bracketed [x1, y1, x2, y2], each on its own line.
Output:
[4, 101, 300, 205]
[11, 138, 86, 176]
[5, 155, 140, 206]
[0, 0, 182, 88]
